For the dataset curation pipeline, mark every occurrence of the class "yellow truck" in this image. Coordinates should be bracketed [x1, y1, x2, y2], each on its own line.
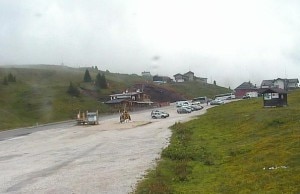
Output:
[77, 110, 99, 125]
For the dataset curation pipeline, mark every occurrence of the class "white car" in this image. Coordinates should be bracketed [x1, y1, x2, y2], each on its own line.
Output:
[151, 110, 169, 119]
[210, 99, 225, 105]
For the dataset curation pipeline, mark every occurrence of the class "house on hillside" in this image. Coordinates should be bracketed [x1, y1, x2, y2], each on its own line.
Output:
[195, 76, 208, 83]
[184, 71, 194, 81]
[260, 88, 287, 107]
[261, 78, 299, 91]
[173, 73, 189, 82]
[173, 71, 207, 83]
[105, 90, 153, 110]
[141, 71, 151, 77]
[234, 81, 258, 98]
[153, 75, 172, 83]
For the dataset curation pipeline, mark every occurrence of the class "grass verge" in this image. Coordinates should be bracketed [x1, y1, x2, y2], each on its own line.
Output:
[134, 90, 300, 193]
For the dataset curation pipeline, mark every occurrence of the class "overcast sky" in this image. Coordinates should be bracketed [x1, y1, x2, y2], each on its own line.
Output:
[1, 0, 299, 88]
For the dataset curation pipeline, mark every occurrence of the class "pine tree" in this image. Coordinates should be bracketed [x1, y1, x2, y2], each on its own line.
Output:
[95, 73, 108, 89]
[101, 74, 108, 88]
[7, 73, 16, 82]
[213, 80, 216, 85]
[95, 72, 102, 88]
[83, 69, 92, 82]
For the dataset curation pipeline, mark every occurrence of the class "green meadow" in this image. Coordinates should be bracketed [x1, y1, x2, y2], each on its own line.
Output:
[134, 90, 300, 193]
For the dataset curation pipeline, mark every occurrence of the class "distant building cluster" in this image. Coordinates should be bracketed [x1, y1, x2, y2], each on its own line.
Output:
[141, 70, 207, 84]
[173, 71, 207, 83]
[234, 78, 299, 107]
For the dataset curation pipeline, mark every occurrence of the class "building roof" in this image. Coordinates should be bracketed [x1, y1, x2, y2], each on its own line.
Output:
[105, 98, 127, 104]
[261, 78, 299, 87]
[261, 80, 273, 87]
[184, 71, 194, 76]
[109, 92, 141, 97]
[235, 82, 257, 90]
[173, 73, 183, 77]
[260, 88, 288, 94]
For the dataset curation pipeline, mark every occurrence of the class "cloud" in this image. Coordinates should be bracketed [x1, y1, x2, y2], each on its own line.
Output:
[0, 0, 300, 88]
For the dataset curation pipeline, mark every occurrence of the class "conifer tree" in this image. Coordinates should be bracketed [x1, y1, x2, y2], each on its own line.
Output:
[83, 69, 92, 82]
[101, 74, 108, 89]
[95, 72, 102, 88]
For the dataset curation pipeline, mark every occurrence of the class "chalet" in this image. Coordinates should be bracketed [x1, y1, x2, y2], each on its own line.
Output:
[260, 88, 287, 107]
[184, 71, 194, 81]
[173, 71, 207, 83]
[234, 81, 258, 98]
[261, 78, 299, 91]
[105, 90, 153, 109]
[195, 76, 208, 83]
[173, 73, 189, 82]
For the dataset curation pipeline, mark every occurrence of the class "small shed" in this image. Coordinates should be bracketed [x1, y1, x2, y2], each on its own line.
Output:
[260, 88, 287, 107]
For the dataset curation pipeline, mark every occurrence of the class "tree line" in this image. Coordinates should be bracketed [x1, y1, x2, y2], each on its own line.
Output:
[2, 73, 16, 85]
[68, 69, 108, 97]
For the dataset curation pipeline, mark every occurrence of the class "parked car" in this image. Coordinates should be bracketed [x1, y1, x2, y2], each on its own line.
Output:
[176, 100, 190, 107]
[191, 105, 203, 111]
[177, 107, 192, 114]
[242, 95, 251, 99]
[210, 99, 225, 105]
[151, 110, 169, 119]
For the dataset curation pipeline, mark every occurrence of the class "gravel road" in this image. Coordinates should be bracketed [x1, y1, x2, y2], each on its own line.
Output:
[0, 104, 209, 194]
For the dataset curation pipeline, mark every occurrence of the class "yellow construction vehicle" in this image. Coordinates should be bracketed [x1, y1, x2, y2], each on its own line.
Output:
[77, 110, 99, 125]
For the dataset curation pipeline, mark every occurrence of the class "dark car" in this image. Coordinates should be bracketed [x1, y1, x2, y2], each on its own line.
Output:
[191, 105, 203, 111]
[177, 107, 192, 114]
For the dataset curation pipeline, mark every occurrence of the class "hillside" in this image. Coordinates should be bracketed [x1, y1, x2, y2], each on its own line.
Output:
[0, 64, 230, 130]
[135, 90, 300, 193]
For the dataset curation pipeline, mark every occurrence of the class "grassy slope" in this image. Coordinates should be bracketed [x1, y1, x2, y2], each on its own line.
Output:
[167, 81, 231, 99]
[134, 90, 300, 193]
[0, 65, 120, 130]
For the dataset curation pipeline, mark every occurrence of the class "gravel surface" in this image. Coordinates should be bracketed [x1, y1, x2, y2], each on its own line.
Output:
[0, 104, 209, 194]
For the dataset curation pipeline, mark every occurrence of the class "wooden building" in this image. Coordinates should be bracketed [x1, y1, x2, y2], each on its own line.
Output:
[105, 90, 153, 110]
[260, 88, 287, 107]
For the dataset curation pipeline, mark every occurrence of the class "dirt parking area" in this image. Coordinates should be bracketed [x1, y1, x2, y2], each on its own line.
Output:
[0, 104, 209, 194]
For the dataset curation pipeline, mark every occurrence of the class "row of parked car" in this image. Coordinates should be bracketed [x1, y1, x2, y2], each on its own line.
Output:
[150, 98, 226, 119]
[176, 101, 204, 114]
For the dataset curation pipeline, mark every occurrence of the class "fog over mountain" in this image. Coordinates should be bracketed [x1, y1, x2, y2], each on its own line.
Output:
[1, 0, 300, 88]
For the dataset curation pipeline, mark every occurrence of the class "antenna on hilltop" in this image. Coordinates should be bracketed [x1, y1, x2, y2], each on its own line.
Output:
[284, 64, 287, 78]
[61, 56, 64, 66]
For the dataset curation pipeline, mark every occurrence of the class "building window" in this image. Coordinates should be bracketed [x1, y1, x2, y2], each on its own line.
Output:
[264, 93, 272, 100]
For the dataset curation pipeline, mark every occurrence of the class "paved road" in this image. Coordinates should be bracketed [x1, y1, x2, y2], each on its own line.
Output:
[0, 104, 210, 194]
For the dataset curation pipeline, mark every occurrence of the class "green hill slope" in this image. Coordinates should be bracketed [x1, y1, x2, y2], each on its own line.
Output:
[134, 90, 300, 193]
[0, 64, 230, 131]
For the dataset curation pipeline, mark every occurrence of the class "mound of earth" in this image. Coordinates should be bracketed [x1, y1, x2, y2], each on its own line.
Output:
[133, 83, 186, 103]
